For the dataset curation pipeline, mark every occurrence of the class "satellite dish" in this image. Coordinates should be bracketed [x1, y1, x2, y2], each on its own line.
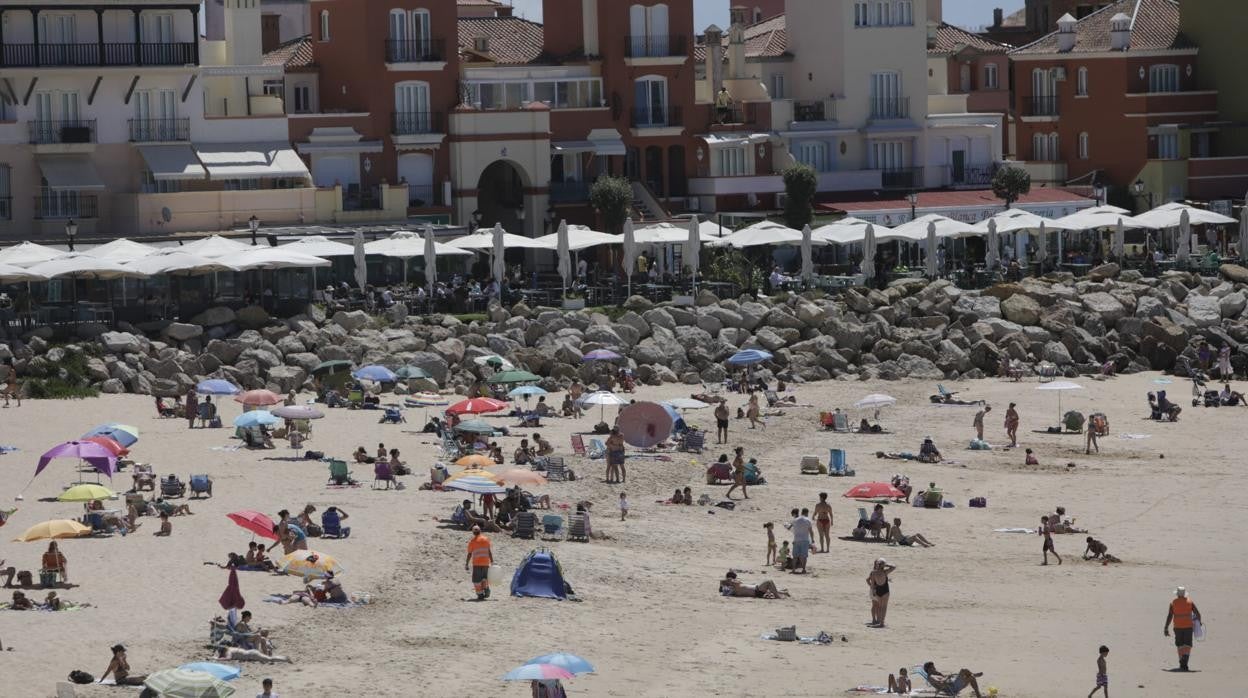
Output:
[161, 207, 173, 223]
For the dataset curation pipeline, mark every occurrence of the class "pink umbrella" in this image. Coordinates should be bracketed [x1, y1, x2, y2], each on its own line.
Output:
[617, 401, 673, 448]
[226, 510, 279, 540]
[233, 390, 281, 407]
[446, 397, 508, 416]
[218, 568, 246, 610]
[35, 441, 117, 478]
[843, 482, 906, 500]
[501, 663, 575, 681]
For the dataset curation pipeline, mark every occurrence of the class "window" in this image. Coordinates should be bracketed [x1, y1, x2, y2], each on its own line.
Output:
[469, 78, 603, 111]
[857, 1, 911, 27]
[38, 13, 78, 43]
[1074, 67, 1087, 96]
[319, 10, 330, 41]
[293, 85, 311, 113]
[871, 140, 905, 170]
[629, 4, 671, 57]
[876, 2, 890, 26]
[262, 80, 284, 98]
[395, 81, 431, 133]
[1033, 132, 1059, 161]
[716, 147, 748, 176]
[983, 63, 998, 89]
[770, 73, 786, 99]
[140, 169, 182, 194]
[1149, 64, 1180, 93]
[1157, 132, 1179, 160]
[870, 72, 903, 118]
[897, 1, 913, 25]
[223, 178, 262, 191]
[795, 141, 830, 172]
[633, 76, 669, 126]
[0, 164, 10, 220]
[389, 8, 433, 61]
[1078, 132, 1089, 159]
[854, 1, 869, 26]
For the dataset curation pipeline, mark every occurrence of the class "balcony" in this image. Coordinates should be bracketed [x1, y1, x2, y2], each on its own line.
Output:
[34, 193, 98, 220]
[129, 118, 189, 142]
[550, 181, 591, 203]
[947, 164, 996, 188]
[880, 167, 922, 189]
[28, 119, 97, 145]
[631, 105, 682, 129]
[710, 102, 759, 127]
[391, 111, 444, 135]
[869, 96, 910, 120]
[624, 34, 687, 59]
[384, 39, 446, 64]
[406, 184, 441, 208]
[1, 42, 196, 68]
[1024, 96, 1059, 117]
[794, 100, 828, 122]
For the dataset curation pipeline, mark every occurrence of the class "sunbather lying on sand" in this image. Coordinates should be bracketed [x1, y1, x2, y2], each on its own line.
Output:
[215, 643, 291, 664]
[922, 662, 984, 698]
[718, 571, 790, 599]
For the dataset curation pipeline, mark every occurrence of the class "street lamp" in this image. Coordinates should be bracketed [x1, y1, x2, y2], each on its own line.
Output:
[1093, 185, 1107, 207]
[1132, 179, 1154, 211]
[248, 215, 260, 246]
[65, 219, 77, 251]
[471, 209, 483, 234]
[906, 191, 919, 221]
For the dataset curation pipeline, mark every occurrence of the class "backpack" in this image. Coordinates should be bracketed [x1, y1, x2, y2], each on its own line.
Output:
[969, 497, 987, 508]
[69, 670, 95, 684]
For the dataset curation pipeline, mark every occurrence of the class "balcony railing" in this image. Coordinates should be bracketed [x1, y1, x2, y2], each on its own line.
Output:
[550, 181, 591, 203]
[948, 164, 996, 187]
[631, 105, 682, 129]
[711, 102, 758, 126]
[0, 197, 10, 221]
[1025, 96, 1059, 117]
[129, 118, 189, 142]
[391, 111, 444, 135]
[1, 42, 196, 68]
[881, 167, 922, 189]
[405, 184, 441, 208]
[34, 193, 98, 220]
[869, 96, 910, 120]
[385, 38, 446, 63]
[28, 119, 97, 145]
[794, 100, 826, 122]
[625, 34, 687, 58]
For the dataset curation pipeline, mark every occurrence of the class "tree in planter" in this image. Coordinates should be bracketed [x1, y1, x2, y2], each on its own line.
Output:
[589, 175, 633, 235]
[782, 163, 818, 229]
[991, 166, 1031, 209]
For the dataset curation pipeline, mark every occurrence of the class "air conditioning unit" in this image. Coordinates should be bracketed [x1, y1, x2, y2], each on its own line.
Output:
[1053, 67, 1067, 81]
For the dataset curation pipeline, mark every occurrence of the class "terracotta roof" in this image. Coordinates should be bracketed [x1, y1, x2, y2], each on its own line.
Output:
[458, 16, 544, 65]
[1011, 0, 1194, 55]
[1002, 7, 1026, 27]
[694, 14, 788, 63]
[817, 187, 1095, 213]
[457, 0, 502, 5]
[263, 35, 314, 69]
[928, 22, 1009, 56]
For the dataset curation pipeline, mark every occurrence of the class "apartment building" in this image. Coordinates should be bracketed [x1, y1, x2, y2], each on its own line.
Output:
[927, 22, 1010, 142]
[981, 0, 1113, 47]
[0, 0, 314, 240]
[1008, 0, 1222, 208]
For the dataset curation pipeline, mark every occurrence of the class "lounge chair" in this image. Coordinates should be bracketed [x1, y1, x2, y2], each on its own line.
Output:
[832, 412, 850, 432]
[800, 455, 823, 475]
[587, 439, 606, 459]
[132, 464, 156, 492]
[570, 435, 587, 457]
[543, 457, 570, 482]
[372, 461, 396, 490]
[1037, 362, 1058, 383]
[327, 459, 354, 486]
[189, 474, 213, 499]
[379, 407, 405, 424]
[124, 492, 146, 513]
[347, 389, 364, 409]
[512, 511, 537, 539]
[828, 448, 854, 476]
[765, 390, 781, 407]
[912, 666, 970, 696]
[321, 510, 350, 538]
[160, 475, 186, 498]
[567, 513, 589, 542]
[541, 514, 565, 540]
[679, 430, 706, 453]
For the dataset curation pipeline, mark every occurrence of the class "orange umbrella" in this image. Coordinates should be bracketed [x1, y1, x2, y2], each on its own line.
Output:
[233, 389, 281, 406]
[82, 435, 129, 457]
[454, 454, 495, 468]
[496, 469, 548, 486]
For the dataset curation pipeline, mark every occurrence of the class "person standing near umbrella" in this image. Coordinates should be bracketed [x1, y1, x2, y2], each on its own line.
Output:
[714, 399, 730, 444]
[465, 525, 494, 600]
[1004, 402, 1020, 448]
[1164, 586, 1202, 671]
[606, 427, 626, 484]
[185, 389, 199, 429]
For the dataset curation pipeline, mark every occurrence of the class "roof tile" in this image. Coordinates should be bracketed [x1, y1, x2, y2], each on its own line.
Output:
[928, 22, 1009, 56]
[458, 16, 544, 65]
[1011, 0, 1194, 55]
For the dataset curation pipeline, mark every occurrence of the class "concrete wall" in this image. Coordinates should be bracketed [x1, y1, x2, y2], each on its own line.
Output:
[1181, 0, 1248, 156]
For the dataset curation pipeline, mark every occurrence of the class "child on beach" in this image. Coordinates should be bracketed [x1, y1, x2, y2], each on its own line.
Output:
[154, 513, 171, 537]
[764, 522, 776, 565]
[1040, 516, 1061, 565]
[776, 541, 791, 570]
[618, 492, 629, 521]
[888, 667, 911, 694]
[1025, 448, 1038, 465]
[1087, 645, 1108, 698]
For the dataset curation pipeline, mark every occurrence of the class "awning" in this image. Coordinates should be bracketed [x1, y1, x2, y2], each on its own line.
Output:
[195, 143, 311, 181]
[37, 155, 105, 191]
[138, 144, 206, 181]
[586, 128, 626, 156]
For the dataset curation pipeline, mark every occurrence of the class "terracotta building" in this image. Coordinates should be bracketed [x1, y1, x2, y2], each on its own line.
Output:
[1008, 0, 1222, 209]
[927, 23, 1011, 127]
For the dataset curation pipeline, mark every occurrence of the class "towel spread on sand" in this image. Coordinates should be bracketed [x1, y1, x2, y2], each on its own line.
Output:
[994, 528, 1036, 534]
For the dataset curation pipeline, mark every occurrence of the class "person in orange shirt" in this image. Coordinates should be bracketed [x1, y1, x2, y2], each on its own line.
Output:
[1163, 586, 1202, 671]
[464, 525, 494, 601]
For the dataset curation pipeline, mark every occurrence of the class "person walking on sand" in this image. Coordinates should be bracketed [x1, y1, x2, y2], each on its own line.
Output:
[465, 525, 494, 600]
[1086, 423, 1099, 454]
[814, 492, 833, 553]
[1087, 645, 1109, 698]
[1164, 586, 1202, 671]
[1040, 515, 1061, 565]
[725, 447, 748, 499]
[1004, 403, 1019, 447]
[868, 558, 896, 628]
[973, 405, 990, 441]
[185, 389, 199, 429]
[746, 392, 762, 429]
[714, 399, 730, 444]
[786, 508, 814, 574]
[618, 492, 629, 522]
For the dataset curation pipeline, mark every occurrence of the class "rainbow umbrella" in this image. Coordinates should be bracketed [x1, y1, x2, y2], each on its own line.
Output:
[443, 470, 506, 495]
[280, 550, 343, 579]
[12, 519, 90, 542]
[82, 423, 139, 447]
[524, 653, 595, 675]
[502, 664, 575, 681]
[406, 392, 448, 407]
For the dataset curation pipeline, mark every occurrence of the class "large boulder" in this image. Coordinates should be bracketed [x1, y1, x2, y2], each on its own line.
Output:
[191, 306, 236, 327]
[616, 311, 651, 340]
[1001, 294, 1042, 326]
[1080, 292, 1127, 325]
[405, 352, 450, 385]
[1219, 291, 1247, 319]
[162, 322, 203, 342]
[100, 331, 142, 354]
[236, 305, 271, 330]
[331, 310, 370, 332]
[1186, 295, 1221, 328]
[641, 308, 675, 332]
[953, 294, 1002, 320]
[266, 365, 307, 393]
[431, 337, 466, 365]
[1220, 263, 1248, 284]
[1087, 262, 1120, 282]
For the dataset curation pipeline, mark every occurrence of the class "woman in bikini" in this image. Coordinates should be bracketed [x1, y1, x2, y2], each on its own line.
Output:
[101, 644, 146, 686]
[813, 493, 833, 553]
[867, 558, 896, 628]
[605, 428, 626, 484]
[719, 571, 789, 599]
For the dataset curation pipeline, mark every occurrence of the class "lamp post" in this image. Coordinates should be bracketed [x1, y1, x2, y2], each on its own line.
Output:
[248, 215, 260, 246]
[907, 191, 918, 221]
[470, 209, 482, 234]
[65, 219, 77, 251]
[1132, 179, 1153, 211]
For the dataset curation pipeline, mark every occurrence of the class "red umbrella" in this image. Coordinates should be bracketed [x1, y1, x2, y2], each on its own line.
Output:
[843, 482, 906, 500]
[618, 401, 673, 448]
[218, 568, 245, 610]
[233, 389, 281, 407]
[226, 510, 278, 540]
[446, 397, 508, 416]
[82, 436, 129, 457]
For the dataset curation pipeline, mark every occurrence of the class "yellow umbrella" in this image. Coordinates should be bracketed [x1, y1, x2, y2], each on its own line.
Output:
[496, 469, 548, 486]
[443, 468, 503, 486]
[454, 454, 495, 468]
[56, 484, 116, 502]
[280, 550, 343, 579]
[13, 519, 90, 542]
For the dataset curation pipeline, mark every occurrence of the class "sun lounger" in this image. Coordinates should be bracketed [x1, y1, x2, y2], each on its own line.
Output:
[160, 476, 186, 498]
[512, 511, 537, 539]
[541, 514, 565, 540]
[543, 457, 569, 482]
[132, 464, 156, 492]
[327, 459, 354, 486]
[567, 513, 589, 541]
[372, 461, 396, 490]
[912, 666, 968, 696]
[832, 412, 850, 432]
[828, 448, 854, 477]
[800, 456, 823, 475]
[321, 510, 350, 538]
[189, 474, 213, 498]
[570, 434, 587, 457]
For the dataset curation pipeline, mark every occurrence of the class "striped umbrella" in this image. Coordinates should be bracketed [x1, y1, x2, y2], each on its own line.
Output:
[443, 470, 507, 495]
[143, 669, 236, 698]
[280, 550, 343, 579]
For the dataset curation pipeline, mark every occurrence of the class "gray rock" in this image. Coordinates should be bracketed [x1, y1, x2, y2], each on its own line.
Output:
[641, 308, 675, 332]
[754, 328, 788, 352]
[737, 302, 769, 330]
[694, 313, 723, 335]
[1088, 262, 1120, 281]
[696, 289, 720, 307]
[332, 310, 370, 332]
[1043, 341, 1074, 365]
[706, 307, 744, 329]
[236, 305, 270, 330]
[191, 306, 236, 327]
[385, 302, 409, 324]
[267, 365, 307, 393]
[1081, 292, 1127, 325]
[99, 378, 125, 394]
[1220, 264, 1248, 284]
[623, 295, 654, 311]
[583, 325, 624, 348]
[163, 322, 203, 342]
[405, 352, 451, 385]
[100, 331, 142, 354]
[953, 294, 1002, 320]
[616, 311, 651, 340]
[1219, 291, 1247, 318]
[763, 308, 804, 330]
[1001, 294, 1042, 326]
[1135, 295, 1166, 319]
[1186, 295, 1221, 328]
[894, 354, 944, 380]
[431, 338, 466, 365]
[718, 328, 750, 346]
[284, 352, 321, 373]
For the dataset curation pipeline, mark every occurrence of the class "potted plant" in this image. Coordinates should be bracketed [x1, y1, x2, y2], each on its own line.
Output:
[562, 291, 586, 310]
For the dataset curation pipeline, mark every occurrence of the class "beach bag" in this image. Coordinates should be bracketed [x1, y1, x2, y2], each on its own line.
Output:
[969, 439, 990, 450]
[775, 626, 797, 641]
[40, 570, 57, 587]
[304, 450, 324, 460]
[969, 497, 987, 508]
[209, 416, 223, 428]
[69, 671, 95, 684]
[852, 527, 866, 539]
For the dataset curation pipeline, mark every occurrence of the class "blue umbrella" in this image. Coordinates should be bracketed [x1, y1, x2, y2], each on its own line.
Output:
[524, 653, 596, 675]
[233, 411, 279, 428]
[177, 662, 241, 681]
[726, 349, 773, 366]
[657, 403, 686, 434]
[195, 379, 240, 395]
[82, 423, 139, 448]
[508, 385, 548, 399]
[353, 365, 397, 382]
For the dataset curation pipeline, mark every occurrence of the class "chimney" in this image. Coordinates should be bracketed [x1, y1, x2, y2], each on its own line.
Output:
[1056, 13, 1077, 52]
[727, 24, 745, 80]
[1109, 13, 1131, 51]
[704, 24, 724, 94]
[729, 6, 747, 27]
[993, 8, 1004, 28]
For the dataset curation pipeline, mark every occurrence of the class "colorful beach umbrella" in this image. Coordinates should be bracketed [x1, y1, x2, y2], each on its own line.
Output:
[524, 653, 595, 675]
[502, 664, 575, 681]
[143, 669, 236, 698]
[407, 392, 449, 407]
[454, 454, 496, 468]
[233, 411, 279, 428]
[280, 550, 343, 579]
[352, 365, 398, 383]
[82, 435, 129, 456]
[582, 349, 622, 362]
[618, 401, 673, 449]
[177, 663, 242, 682]
[270, 405, 324, 420]
[36, 440, 116, 478]
[443, 473, 507, 495]
[446, 397, 508, 416]
[82, 423, 139, 447]
[453, 419, 497, 435]
[233, 390, 281, 407]
[226, 510, 279, 541]
[56, 484, 116, 502]
[726, 349, 773, 366]
[195, 379, 240, 395]
[12, 519, 90, 542]
[497, 469, 548, 486]
[843, 482, 906, 500]
[486, 369, 541, 385]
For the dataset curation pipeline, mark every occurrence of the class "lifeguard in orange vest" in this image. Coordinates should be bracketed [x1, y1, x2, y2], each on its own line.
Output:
[1163, 586, 1202, 671]
[465, 525, 494, 601]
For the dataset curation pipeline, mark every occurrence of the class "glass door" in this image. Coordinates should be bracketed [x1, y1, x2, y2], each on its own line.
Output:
[395, 83, 430, 133]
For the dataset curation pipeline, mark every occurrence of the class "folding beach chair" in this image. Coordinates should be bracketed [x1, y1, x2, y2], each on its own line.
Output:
[189, 474, 213, 498]
[543, 457, 569, 482]
[327, 459, 354, 486]
[765, 390, 781, 407]
[372, 461, 396, 490]
[832, 412, 850, 432]
[160, 475, 186, 498]
[799, 456, 823, 475]
[679, 430, 705, 453]
[828, 448, 853, 476]
[512, 511, 537, 539]
[567, 513, 589, 542]
[570, 435, 587, 457]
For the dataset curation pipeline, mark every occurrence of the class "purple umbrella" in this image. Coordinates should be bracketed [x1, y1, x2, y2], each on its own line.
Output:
[35, 440, 117, 479]
[582, 349, 622, 362]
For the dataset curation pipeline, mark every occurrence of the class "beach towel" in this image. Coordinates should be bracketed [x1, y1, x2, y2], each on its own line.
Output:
[262, 594, 365, 609]
[0, 445, 19, 454]
[994, 528, 1036, 534]
[838, 536, 888, 543]
[211, 445, 243, 452]
[761, 631, 833, 644]
[1119, 433, 1152, 439]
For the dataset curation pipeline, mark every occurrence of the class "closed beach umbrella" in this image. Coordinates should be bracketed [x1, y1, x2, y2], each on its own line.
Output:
[233, 411, 278, 428]
[271, 405, 324, 420]
[985, 219, 1000, 271]
[226, 510, 279, 540]
[862, 224, 876, 283]
[622, 217, 638, 296]
[523, 653, 595, 675]
[279, 550, 343, 578]
[143, 669, 236, 698]
[56, 484, 115, 502]
[686, 215, 701, 285]
[1177, 209, 1190, 263]
[1036, 222, 1048, 266]
[1113, 218, 1125, 261]
[618, 401, 673, 448]
[36, 440, 116, 478]
[446, 397, 508, 416]
[353, 230, 367, 292]
[218, 568, 245, 611]
[233, 389, 281, 407]
[196, 379, 240, 396]
[82, 423, 139, 447]
[800, 224, 814, 285]
[843, 482, 906, 500]
[556, 219, 572, 292]
[726, 349, 773, 366]
[925, 221, 938, 278]
[492, 223, 506, 287]
[424, 226, 438, 293]
[502, 664, 575, 681]
[352, 365, 397, 383]
[177, 663, 242, 682]
[486, 369, 541, 385]
[12, 519, 90, 542]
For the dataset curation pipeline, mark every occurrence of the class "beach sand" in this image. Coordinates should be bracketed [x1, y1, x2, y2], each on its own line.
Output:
[0, 372, 1242, 697]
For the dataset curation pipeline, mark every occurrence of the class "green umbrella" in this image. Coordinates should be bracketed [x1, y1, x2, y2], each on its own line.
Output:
[394, 366, 433, 380]
[486, 369, 541, 385]
[311, 359, 353, 376]
[143, 668, 236, 698]
[453, 419, 496, 435]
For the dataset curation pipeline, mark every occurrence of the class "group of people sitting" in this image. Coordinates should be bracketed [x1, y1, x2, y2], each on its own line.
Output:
[444, 486, 549, 533]
[1, 542, 69, 590]
[1148, 391, 1182, 421]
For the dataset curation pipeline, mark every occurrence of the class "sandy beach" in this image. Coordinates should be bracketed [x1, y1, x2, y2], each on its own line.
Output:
[0, 371, 1243, 697]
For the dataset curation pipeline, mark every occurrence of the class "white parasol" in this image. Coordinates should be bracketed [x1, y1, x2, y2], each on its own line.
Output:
[622, 218, 638, 298]
[1037, 380, 1083, 424]
[353, 230, 367, 292]
[800, 224, 814, 285]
